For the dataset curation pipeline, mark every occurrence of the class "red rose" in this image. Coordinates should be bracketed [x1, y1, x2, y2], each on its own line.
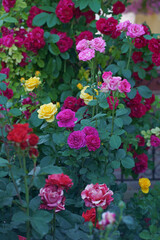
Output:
[51, 29, 73, 53]
[145, 94, 155, 105]
[113, 1, 125, 15]
[132, 153, 148, 174]
[86, 135, 101, 151]
[111, 30, 121, 39]
[28, 134, 39, 146]
[132, 72, 142, 81]
[107, 96, 119, 110]
[18, 236, 26, 240]
[3, 88, 13, 99]
[81, 10, 95, 24]
[132, 52, 143, 63]
[75, 31, 93, 45]
[96, 17, 118, 35]
[45, 173, 73, 190]
[136, 135, 145, 146]
[0, 68, 10, 78]
[148, 38, 160, 53]
[152, 53, 160, 66]
[55, 0, 75, 23]
[82, 208, 96, 224]
[27, 6, 44, 28]
[62, 96, 85, 112]
[7, 123, 32, 143]
[2, 0, 16, 12]
[29, 147, 39, 158]
[129, 103, 146, 118]
[20, 141, 28, 150]
[134, 36, 148, 49]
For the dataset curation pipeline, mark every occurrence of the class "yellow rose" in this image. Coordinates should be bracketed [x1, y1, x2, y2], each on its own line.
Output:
[56, 102, 60, 108]
[20, 77, 25, 83]
[139, 178, 151, 194]
[35, 71, 40, 77]
[24, 77, 41, 91]
[80, 86, 93, 105]
[77, 83, 83, 90]
[37, 103, 57, 122]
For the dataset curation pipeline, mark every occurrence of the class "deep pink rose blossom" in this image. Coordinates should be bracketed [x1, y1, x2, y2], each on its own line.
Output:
[39, 185, 65, 212]
[102, 71, 113, 83]
[2, 0, 16, 12]
[150, 135, 160, 147]
[81, 183, 114, 209]
[90, 37, 106, 53]
[86, 135, 101, 151]
[56, 109, 78, 128]
[116, 20, 131, 31]
[100, 82, 110, 92]
[118, 79, 131, 93]
[132, 153, 148, 174]
[136, 135, 145, 147]
[76, 39, 90, 52]
[108, 77, 121, 91]
[67, 131, 86, 149]
[82, 126, 99, 137]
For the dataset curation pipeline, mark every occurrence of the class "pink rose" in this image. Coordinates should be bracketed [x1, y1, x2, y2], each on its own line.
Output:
[116, 20, 131, 31]
[39, 185, 65, 212]
[100, 82, 110, 92]
[86, 135, 101, 151]
[102, 71, 113, 83]
[76, 39, 90, 52]
[56, 109, 78, 128]
[90, 37, 106, 53]
[99, 211, 116, 227]
[82, 126, 99, 137]
[108, 77, 121, 91]
[118, 79, 131, 93]
[67, 130, 86, 149]
[78, 48, 95, 61]
[18, 236, 26, 240]
[126, 24, 145, 38]
[2, 35, 14, 47]
[81, 183, 114, 209]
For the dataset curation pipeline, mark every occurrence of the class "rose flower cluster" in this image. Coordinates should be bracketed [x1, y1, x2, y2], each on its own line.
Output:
[141, 127, 160, 147]
[81, 183, 115, 228]
[39, 173, 73, 212]
[76, 37, 106, 61]
[2, 0, 16, 12]
[7, 123, 39, 158]
[67, 126, 101, 151]
[101, 71, 131, 93]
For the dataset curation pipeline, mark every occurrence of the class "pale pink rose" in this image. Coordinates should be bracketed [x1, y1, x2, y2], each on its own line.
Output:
[78, 48, 95, 61]
[108, 76, 121, 91]
[100, 82, 110, 92]
[116, 20, 131, 31]
[99, 211, 116, 227]
[56, 109, 78, 128]
[39, 185, 65, 212]
[90, 37, 106, 53]
[118, 79, 131, 93]
[76, 39, 90, 52]
[126, 24, 145, 38]
[81, 183, 114, 209]
[102, 71, 113, 83]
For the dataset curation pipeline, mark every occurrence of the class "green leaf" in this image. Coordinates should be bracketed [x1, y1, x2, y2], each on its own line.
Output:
[39, 6, 56, 12]
[10, 108, 22, 116]
[49, 43, 60, 56]
[121, 156, 135, 169]
[114, 118, 123, 128]
[137, 86, 152, 98]
[109, 135, 121, 150]
[139, 230, 151, 239]
[0, 158, 8, 167]
[127, 88, 137, 99]
[60, 52, 70, 60]
[79, 0, 89, 10]
[49, 34, 60, 43]
[116, 108, 129, 117]
[0, 96, 8, 105]
[106, 64, 120, 74]
[47, 13, 58, 28]
[116, 149, 126, 159]
[117, 61, 126, 68]
[88, 100, 98, 106]
[40, 165, 63, 175]
[0, 73, 7, 81]
[111, 160, 120, 169]
[138, 68, 146, 79]
[122, 69, 131, 79]
[121, 44, 129, 53]
[143, 35, 153, 40]
[0, 20, 3, 27]
[29, 111, 43, 127]
[32, 12, 49, 26]
[12, 211, 29, 225]
[89, 0, 101, 12]
[0, 82, 7, 91]
[4, 17, 18, 23]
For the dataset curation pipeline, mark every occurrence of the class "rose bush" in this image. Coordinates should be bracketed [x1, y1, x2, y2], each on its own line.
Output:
[0, 0, 160, 239]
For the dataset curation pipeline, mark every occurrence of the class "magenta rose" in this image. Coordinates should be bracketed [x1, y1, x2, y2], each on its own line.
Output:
[56, 109, 78, 128]
[113, 1, 125, 15]
[0, 68, 10, 78]
[148, 38, 160, 53]
[81, 183, 114, 209]
[108, 77, 121, 91]
[3, 88, 13, 99]
[90, 37, 106, 53]
[76, 39, 90, 52]
[2, 0, 16, 12]
[86, 135, 101, 151]
[67, 130, 86, 149]
[55, 0, 75, 23]
[132, 52, 143, 63]
[2, 35, 14, 47]
[96, 17, 118, 35]
[102, 71, 113, 83]
[152, 53, 160, 66]
[132, 153, 148, 174]
[150, 135, 160, 147]
[134, 36, 148, 49]
[39, 185, 65, 212]
[127, 24, 145, 38]
[136, 135, 145, 147]
[78, 48, 95, 61]
[82, 126, 99, 137]
[75, 31, 93, 45]
[118, 79, 131, 93]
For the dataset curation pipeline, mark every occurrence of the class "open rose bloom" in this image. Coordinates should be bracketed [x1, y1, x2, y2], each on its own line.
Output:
[81, 183, 114, 209]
